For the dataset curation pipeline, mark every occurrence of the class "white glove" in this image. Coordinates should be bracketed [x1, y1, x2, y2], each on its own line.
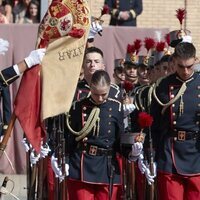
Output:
[131, 142, 143, 157]
[123, 103, 135, 116]
[0, 38, 9, 55]
[24, 48, 46, 68]
[65, 163, 69, 176]
[88, 20, 103, 39]
[40, 143, 51, 158]
[51, 154, 69, 182]
[21, 138, 31, 152]
[58, 164, 69, 182]
[30, 151, 40, 166]
[144, 162, 157, 185]
[51, 154, 62, 177]
[138, 154, 147, 174]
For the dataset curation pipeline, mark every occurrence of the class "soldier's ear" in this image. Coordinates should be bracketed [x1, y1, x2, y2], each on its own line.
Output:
[194, 57, 199, 64]
[102, 63, 105, 70]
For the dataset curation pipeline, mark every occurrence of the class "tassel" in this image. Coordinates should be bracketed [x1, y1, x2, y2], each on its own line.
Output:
[179, 95, 184, 116]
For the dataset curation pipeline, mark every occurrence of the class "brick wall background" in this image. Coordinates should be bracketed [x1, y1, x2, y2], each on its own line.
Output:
[88, 0, 200, 57]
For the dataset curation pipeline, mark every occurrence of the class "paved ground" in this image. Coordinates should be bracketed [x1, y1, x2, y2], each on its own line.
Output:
[0, 174, 27, 200]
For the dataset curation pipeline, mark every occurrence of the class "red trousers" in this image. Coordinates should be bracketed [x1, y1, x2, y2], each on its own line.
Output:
[67, 179, 121, 200]
[157, 171, 200, 200]
[47, 156, 55, 200]
[135, 164, 146, 200]
[47, 157, 122, 200]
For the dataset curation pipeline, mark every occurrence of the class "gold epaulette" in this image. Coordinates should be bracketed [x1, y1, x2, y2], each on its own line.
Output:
[154, 75, 170, 88]
[147, 83, 155, 108]
[72, 97, 87, 110]
[111, 83, 120, 98]
[108, 97, 122, 111]
[137, 85, 149, 111]
[131, 85, 146, 110]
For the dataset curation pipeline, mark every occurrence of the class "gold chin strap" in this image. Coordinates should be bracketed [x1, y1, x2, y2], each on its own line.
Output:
[153, 78, 187, 115]
[66, 107, 100, 142]
[138, 85, 149, 111]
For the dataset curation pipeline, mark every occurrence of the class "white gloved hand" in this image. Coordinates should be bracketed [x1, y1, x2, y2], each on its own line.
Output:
[123, 103, 135, 117]
[88, 20, 103, 39]
[0, 38, 9, 55]
[58, 164, 69, 182]
[144, 162, 157, 185]
[65, 163, 69, 176]
[40, 143, 51, 158]
[131, 142, 143, 157]
[51, 154, 68, 182]
[21, 138, 31, 152]
[24, 48, 46, 68]
[51, 154, 62, 177]
[138, 154, 147, 174]
[30, 151, 40, 166]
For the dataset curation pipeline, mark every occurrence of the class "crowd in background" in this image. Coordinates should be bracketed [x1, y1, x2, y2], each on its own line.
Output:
[0, 0, 40, 24]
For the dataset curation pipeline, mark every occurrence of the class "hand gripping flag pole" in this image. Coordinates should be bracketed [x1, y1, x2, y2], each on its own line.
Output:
[0, 0, 90, 156]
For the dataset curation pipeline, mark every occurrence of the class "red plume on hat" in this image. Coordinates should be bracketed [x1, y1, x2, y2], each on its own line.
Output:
[127, 44, 135, 54]
[144, 37, 155, 54]
[176, 8, 186, 28]
[101, 4, 110, 16]
[134, 39, 142, 55]
[156, 41, 166, 52]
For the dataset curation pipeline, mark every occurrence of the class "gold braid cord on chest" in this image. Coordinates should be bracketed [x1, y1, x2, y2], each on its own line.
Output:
[66, 107, 100, 142]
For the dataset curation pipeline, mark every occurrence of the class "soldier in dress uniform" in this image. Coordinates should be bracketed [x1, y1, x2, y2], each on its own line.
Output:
[113, 58, 126, 86]
[105, 0, 143, 26]
[150, 42, 200, 199]
[65, 70, 127, 200]
[74, 46, 121, 101]
[128, 54, 156, 200]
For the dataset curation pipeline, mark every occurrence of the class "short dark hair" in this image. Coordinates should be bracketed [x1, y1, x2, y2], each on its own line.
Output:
[91, 70, 111, 86]
[174, 42, 196, 59]
[85, 47, 104, 58]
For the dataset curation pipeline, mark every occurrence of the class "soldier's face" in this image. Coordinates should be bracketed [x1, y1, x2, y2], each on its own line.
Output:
[84, 52, 105, 78]
[90, 84, 110, 105]
[175, 57, 195, 80]
[124, 65, 137, 81]
[113, 70, 125, 84]
[160, 61, 170, 76]
[136, 66, 150, 85]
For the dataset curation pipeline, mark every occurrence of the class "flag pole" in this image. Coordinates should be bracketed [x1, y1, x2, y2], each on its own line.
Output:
[0, 113, 16, 157]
